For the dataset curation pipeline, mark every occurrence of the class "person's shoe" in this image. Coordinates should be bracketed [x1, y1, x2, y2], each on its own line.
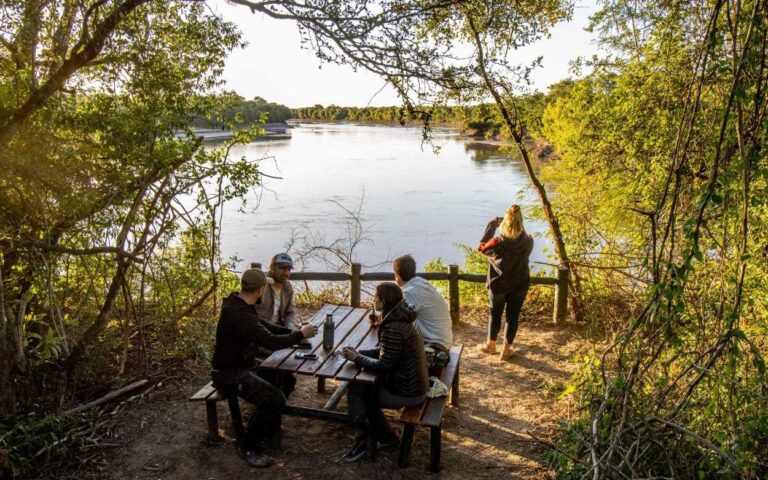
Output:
[499, 347, 514, 361]
[242, 449, 273, 468]
[476, 342, 496, 354]
[342, 439, 368, 463]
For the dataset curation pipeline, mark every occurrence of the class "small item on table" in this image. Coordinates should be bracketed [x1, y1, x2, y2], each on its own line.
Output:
[295, 352, 318, 360]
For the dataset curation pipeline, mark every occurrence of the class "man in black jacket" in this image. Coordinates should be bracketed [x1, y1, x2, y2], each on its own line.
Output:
[211, 268, 317, 468]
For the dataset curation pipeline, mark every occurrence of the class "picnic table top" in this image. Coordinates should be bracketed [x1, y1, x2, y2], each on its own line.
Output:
[259, 304, 379, 384]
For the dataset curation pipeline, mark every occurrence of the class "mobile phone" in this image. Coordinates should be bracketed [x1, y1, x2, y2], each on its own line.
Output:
[293, 342, 312, 350]
[295, 352, 317, 360]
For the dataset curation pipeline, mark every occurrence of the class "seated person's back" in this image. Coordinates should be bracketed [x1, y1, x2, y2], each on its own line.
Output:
[394, 254, 453, 351]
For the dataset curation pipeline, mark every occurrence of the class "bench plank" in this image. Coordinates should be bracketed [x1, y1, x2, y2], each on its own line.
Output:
[190, 382, 218, 402]
[259, 304, 339, 371]
[419, 345, 463, 428]
[399, 403, 427, 424]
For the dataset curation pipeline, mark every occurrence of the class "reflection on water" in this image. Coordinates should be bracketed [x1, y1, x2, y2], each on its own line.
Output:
[220, 123, 552, 273]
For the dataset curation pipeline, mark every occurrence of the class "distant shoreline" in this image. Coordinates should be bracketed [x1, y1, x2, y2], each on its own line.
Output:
[194, 123, 293, 142]
[288, 118, 510, 146]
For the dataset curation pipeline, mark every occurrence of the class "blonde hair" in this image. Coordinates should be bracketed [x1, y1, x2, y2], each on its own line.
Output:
[499, 205, 524, 239]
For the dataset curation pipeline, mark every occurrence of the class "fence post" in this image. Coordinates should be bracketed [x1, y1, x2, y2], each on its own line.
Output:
[554, 267, 569, 324]
[350, 262, 361, 307]
[448, 264, 460, 323]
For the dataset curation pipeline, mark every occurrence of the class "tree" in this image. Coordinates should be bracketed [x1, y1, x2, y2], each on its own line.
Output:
[0, 1, 253, 414]
[230, 0, 583, 316]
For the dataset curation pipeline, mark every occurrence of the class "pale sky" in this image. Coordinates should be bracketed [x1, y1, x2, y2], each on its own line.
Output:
[214, 1, 600, 108]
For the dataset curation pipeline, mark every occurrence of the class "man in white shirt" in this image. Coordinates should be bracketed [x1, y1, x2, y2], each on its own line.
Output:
[393, 254, 453, 352]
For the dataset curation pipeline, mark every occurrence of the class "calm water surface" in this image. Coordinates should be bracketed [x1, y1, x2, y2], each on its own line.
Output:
[220, 123, 552, 273]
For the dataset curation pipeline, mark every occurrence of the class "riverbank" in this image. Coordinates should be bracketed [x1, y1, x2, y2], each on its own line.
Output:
[195, 123, 293, 143]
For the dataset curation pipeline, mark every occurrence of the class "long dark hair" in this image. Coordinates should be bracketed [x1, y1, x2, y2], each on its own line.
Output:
[375, 282, 403, 317]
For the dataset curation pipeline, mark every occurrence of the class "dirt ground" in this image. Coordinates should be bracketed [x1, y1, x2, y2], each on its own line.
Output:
[71, 307, 591, 480]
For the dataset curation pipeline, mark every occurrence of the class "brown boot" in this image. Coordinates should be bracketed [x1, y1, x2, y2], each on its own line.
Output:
[475, 340, 497, 354]
[499, 344, 514, 361]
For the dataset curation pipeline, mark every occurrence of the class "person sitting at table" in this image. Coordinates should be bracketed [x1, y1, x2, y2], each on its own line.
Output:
[211, 268, 318, 468]
[341, 282, 429, 462]
[255, 253, 298, 327]
[393, 254, 453, 354]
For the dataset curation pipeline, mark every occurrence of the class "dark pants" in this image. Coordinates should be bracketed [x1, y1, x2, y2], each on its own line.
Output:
[237, 371, 286, 449]
[257, 370, 297, 397]
[347, 382, 426, 442]
[488, 289, 528, 344]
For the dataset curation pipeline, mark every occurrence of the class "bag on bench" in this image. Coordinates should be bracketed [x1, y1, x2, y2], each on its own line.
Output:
[425, 343, 450, 369]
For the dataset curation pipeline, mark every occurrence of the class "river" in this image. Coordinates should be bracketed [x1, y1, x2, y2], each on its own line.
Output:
[219, 122, 552, 274]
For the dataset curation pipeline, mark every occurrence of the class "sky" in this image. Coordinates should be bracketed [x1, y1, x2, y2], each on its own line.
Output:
[212, 1, 601, 108]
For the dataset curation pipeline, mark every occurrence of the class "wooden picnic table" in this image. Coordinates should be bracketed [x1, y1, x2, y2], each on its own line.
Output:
[257, 303, 379, 424]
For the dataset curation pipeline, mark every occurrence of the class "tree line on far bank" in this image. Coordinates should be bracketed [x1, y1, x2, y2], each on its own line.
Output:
[191, 93, 563, 140]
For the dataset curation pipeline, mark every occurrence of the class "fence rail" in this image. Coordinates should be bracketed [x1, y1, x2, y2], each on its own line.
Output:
[251, 262, 569, 323]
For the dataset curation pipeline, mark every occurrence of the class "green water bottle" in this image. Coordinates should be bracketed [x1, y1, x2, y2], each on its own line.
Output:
[323, 313, 335, 350]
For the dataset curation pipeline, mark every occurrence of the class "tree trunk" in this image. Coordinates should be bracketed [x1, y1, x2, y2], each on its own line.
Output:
[0, 266, 16, 414]
[467, 16, 583, 321]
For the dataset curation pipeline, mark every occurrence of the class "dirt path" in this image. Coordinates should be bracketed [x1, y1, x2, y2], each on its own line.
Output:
[85, 308, 589, 479]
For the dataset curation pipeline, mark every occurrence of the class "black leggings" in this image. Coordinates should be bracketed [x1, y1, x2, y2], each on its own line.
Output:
[487, 289, 528, 344]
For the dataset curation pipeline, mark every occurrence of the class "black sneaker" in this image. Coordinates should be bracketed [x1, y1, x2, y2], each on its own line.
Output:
[342, 439, 368, 463]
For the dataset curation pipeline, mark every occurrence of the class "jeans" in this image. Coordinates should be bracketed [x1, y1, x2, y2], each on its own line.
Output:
[347, 382, 426, 442]
[488, 289, 528, 345]
[237, 371, 286, 449]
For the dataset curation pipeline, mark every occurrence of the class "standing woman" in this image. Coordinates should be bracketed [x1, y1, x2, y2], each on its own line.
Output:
[341, 282, 429, 462]
[476, 205, 534, 360]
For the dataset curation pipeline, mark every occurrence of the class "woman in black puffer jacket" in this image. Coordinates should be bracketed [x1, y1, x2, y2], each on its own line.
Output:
[341, 282, 429, 462]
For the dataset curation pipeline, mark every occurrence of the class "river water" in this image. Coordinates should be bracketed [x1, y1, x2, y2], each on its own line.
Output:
[219, 123, 552, 274]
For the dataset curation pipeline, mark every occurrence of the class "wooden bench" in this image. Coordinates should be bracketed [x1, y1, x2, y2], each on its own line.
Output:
[397, 344, 463, 473]
[189, 382, 244, 443]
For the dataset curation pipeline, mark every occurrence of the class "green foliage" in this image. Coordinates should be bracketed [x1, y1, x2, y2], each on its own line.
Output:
[0, 0, 261, 433]
[424, 244, 488, 306]
[191, 93, 293, 128]
[535, 1, 768, 477]
[0, 411, 99, 478]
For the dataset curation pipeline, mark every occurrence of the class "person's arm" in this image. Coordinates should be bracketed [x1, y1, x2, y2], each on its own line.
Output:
[353, 326, 403, 372]
[479, 219, 499, 245]
[260, 319, 292, 335]
[242, 312, 304, 350]
[359, 347, 380, 358]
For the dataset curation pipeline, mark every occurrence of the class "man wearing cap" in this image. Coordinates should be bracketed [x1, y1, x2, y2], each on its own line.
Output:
[211, 268, 317, 468]
[256, 253, 298, 327]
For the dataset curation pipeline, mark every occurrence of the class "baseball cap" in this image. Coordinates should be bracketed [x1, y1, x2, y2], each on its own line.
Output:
[241, 268, 267, 290]
[272, 253, 294, 268]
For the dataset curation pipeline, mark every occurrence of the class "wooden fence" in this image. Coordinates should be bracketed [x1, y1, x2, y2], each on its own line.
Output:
[251, 262, 569, 323]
